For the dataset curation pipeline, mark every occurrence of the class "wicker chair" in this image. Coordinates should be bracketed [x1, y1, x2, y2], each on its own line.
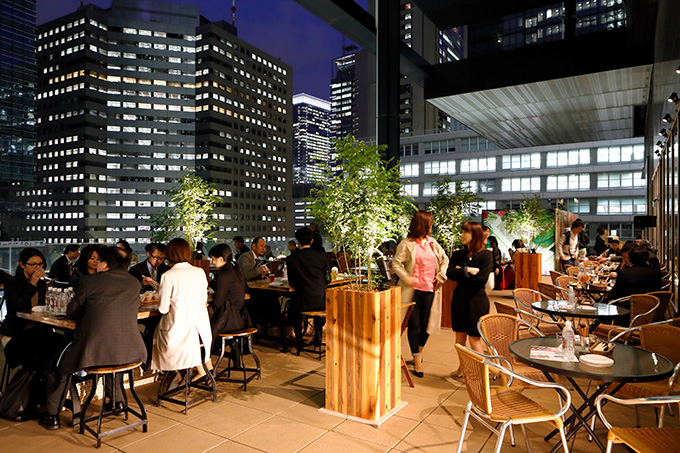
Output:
[661, 278, 672, 291]
[537, 281, 558, 300]
[455, 344, 571, 453]
[549, 270, 562, 285]
[565, 266, 579, 276]
[478, 314, 558, 387]
[647, 291, 673, 322]
[593, 294, 660, 343]
[555, 275, 576, 292]
[596, 395, 680, 453]
[494, 301, 517, 317]
[512, 288, 564, 336]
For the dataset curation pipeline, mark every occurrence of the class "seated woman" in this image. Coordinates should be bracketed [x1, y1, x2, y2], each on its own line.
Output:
[151, 238, 212, 378]
[68, 244, 102, 288]
[208, 243, 251, 344]
[1, 248, 61, 371]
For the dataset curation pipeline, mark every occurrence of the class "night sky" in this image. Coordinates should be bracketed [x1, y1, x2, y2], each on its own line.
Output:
[37, 0, 366, 100]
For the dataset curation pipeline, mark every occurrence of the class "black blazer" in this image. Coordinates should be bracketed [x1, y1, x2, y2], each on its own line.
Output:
[48, 255, 72, 283]
[58, 269, 147, 373]
[311, 232, 325, 252]
[129, 259, 170, 292]
[209, 265, 251, 341]
[609, 265, 662, 301]
[287, 247, 330, 311]
[446, 248, 494, 302]
[0, 271, 46, 337]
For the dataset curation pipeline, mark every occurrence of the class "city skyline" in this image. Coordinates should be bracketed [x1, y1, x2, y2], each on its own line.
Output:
[36, 0, 366, 100]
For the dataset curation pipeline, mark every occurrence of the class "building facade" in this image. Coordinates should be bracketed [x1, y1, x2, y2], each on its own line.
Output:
[399, 130, 646, 241]
[292, 93, 330, 184]
[16, 0, 292, 244]
[0, 0, 36, 240]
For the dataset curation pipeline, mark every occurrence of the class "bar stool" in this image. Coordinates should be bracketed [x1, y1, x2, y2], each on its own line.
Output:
[299, 311, 326, 360]
[79, 362, 147, 448]
[214, 327, 261, 390]
[156, 344, 217, 414]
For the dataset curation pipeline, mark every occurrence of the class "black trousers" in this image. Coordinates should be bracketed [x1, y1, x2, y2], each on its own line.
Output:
[44, 345, 121, 416]
[408, 290, 435, 355]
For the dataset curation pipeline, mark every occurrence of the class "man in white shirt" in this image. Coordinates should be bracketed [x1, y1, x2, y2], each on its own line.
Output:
[558, 219, 584, 272]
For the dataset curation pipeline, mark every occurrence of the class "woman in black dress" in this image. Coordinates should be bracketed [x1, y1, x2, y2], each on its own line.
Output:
[488, 236, 503, 290]
[447, 221, 493, 355]
[207, 243, 251, 343]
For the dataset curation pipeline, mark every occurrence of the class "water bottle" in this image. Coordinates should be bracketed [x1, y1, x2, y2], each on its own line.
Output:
[46, 289, 53, 314]
[566, 287, 576, 309]
[562, 320, 576, 361]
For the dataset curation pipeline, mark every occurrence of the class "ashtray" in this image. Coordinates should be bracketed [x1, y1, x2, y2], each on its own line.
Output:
[588, 341, 615, 357]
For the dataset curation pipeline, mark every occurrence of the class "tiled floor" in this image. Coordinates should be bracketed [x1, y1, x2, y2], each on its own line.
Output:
[0, 289, 670, 452]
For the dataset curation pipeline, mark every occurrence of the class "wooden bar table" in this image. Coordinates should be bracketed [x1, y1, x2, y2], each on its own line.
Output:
[17, 304, 160, 330]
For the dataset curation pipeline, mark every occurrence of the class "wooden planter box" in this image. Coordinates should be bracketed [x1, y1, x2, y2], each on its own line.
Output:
[515, 253, 542, 291]
[322, 286, 405, 425]
[440, 280, 457, 328]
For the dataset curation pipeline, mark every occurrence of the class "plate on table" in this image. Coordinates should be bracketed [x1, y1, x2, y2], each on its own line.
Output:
[31, 305, 45, 313]
[579, 354, 614, 367]
[578, 305, 597, 311]
[268, 281, 286, 287]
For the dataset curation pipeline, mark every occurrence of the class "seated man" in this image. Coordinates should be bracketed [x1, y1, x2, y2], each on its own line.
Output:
[232, 236, 249, 262]
[129, 243, 169, 292]
[600, 239, 621, 258]
[40, 246, 147, 430]
[237, 237, 269, 281]
[48, 244, 80, 284]
[287, 227, 330, 354]
[609, 246, 662, 303]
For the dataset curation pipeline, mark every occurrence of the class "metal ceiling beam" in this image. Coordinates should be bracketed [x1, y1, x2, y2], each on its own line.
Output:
[293, 0, 430, 85]
[425, 29, 653, 100]
[412, 0, 563, 29]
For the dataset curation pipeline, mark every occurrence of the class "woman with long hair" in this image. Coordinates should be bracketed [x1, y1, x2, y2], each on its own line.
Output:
[69, 244, 102, 288]
[447, 222, 493, 357]
[151, 238, 212, 378]
[488, 236, 503, 290]
[392, 210, 449, 378]
[208, 243, 251, 342]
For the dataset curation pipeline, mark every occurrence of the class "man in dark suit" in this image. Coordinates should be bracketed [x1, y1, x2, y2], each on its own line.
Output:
[237, 237, 269, 281]
[129, 243, 169, 292]
[40, 246, 146, 430]
[609, 246, 662, 303]
[309, 222, 325, 252]
[287, 227, 330, 354]
[233, 236, 250, 262]
[48, 244, 80, 284]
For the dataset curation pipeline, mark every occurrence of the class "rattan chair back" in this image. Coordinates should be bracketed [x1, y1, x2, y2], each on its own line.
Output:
[537, 281, 557, 300]
[512, 288, 540, 325]
[549, 270, 561, 285]
[646, 291, 673, 322]
[456, 344, 492, 414]
[630, 294, 660, 328]
[640, 324, 680, 365]
[555, 275, 576, 290]
[478, 314, 520, 364]
[494, 301, 516, 317]
[661, 278, 672, 291]
[566, 266, 579, 276]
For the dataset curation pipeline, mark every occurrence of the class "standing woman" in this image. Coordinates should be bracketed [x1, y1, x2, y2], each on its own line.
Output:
[447, 221, 493, 355]
[207, 243, 251, 342]
[392, 210, 449, 378]
[151, 238, 212, 378]
[488, 236, 503, 290]
[69, 244, 102, 288]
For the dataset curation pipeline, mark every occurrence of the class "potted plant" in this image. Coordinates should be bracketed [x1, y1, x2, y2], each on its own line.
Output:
[308, 135, 414, 423]
[309, 135, 414, 289]
[503, 194, 554, 253]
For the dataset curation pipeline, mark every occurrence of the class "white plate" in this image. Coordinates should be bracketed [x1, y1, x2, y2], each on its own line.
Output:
[579, 354, 614, 367]
[31, 305, 45, 313]
[578, 305, 597, 311]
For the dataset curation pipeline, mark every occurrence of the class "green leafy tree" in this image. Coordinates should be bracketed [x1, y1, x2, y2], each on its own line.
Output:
[428, 178, 483, 254]
[309, 136, 415, 289]
[504, 194, 554, 252]
[149, 208, 178, 243]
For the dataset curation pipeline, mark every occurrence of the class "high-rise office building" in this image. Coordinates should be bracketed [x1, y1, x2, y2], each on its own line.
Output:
[17, 0, 292, 244]
[292, 93, 330, 184]
[330, 50, 359, 144]
[0, 0, 36, 239]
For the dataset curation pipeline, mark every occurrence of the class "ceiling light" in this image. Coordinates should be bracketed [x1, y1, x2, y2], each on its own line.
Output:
[663, 113, 673, 122]
[676, 65, 680, 74]
[656, 141, 663, 147]
[668, 92, 679, 103]
[659, 128, 667, 137]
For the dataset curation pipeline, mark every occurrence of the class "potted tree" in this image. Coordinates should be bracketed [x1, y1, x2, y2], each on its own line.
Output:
[428, 178, 483, 328]
[308, 135, 414, 424]
[503, 195, 554, 290]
